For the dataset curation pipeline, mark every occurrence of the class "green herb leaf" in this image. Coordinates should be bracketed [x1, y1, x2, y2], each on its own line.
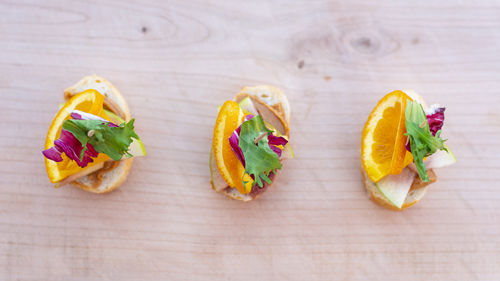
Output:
[405, 101, 447, 182]
[62, 119, 140, 161]
[238, 115, 282, 188]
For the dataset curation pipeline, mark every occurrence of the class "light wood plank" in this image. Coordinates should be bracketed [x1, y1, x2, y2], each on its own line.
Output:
[1, 0, 499, 280]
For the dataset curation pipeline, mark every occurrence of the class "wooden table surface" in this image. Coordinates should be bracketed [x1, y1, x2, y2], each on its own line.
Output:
[1, 0, 500, 280]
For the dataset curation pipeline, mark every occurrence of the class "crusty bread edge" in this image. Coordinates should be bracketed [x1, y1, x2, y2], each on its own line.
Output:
[64, 75, 131, 121]
[236, 85, 291, 122]
[71, 159, 134, 194]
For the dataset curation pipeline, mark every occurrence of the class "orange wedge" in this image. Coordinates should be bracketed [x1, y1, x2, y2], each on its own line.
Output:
[213, 101, 254, 194]
[361, 90, 412, 182]
[44, 89, 112, 183]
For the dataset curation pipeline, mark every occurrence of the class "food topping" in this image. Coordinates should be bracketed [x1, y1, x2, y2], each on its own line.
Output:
[405, 101, 447, 182]
[229, 115, 288, 188]
[43, 89, 141, 177]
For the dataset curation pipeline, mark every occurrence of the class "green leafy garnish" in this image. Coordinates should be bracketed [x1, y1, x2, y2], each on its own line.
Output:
[239, 115, 282, 188]
[62, 119, 139, 161]
[405, 101, 447, 182]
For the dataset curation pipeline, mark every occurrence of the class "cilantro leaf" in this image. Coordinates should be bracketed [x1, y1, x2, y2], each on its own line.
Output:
[405, 101, 447, 182]
[62, 119, 139, 161]
[238, 115, 282, 188]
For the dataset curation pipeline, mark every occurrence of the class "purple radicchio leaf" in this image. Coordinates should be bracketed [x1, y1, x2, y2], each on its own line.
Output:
[406, 104, 446, 152]
[425, 105, 445, 136]
[42, 129, 98, 168]
[267, 134, 288, 157]
[42, 146, 63, 162]
[229, 114, 288, 166]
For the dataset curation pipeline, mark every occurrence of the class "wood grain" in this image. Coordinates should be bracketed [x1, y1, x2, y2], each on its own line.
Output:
[1, 0, 500, 280]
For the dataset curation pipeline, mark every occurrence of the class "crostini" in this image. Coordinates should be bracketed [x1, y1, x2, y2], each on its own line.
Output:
[210, 86, 293, 201]
[361, 90, 456, 210]
[42, 75, 145, 193]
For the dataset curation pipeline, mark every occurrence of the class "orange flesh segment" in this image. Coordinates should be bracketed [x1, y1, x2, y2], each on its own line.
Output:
[361, 90, 412, 182]
[403, 151, 414, 167]
[212, 101, 254, 194]
[44, 90, 112, 183]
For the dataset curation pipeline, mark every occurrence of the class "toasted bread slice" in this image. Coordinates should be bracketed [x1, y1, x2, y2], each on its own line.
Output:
[61, 75, 134, 193]
[212, 86, 290, 201]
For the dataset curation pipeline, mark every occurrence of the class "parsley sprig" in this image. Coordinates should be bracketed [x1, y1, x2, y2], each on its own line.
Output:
[62, 119, 139, 161]
[239, 116, 282, 188]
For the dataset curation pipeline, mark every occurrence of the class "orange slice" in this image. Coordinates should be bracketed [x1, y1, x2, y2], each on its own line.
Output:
[45, 89, 112, 183]
[361, 90, 412, 182]
[213, 101, 254, 194]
